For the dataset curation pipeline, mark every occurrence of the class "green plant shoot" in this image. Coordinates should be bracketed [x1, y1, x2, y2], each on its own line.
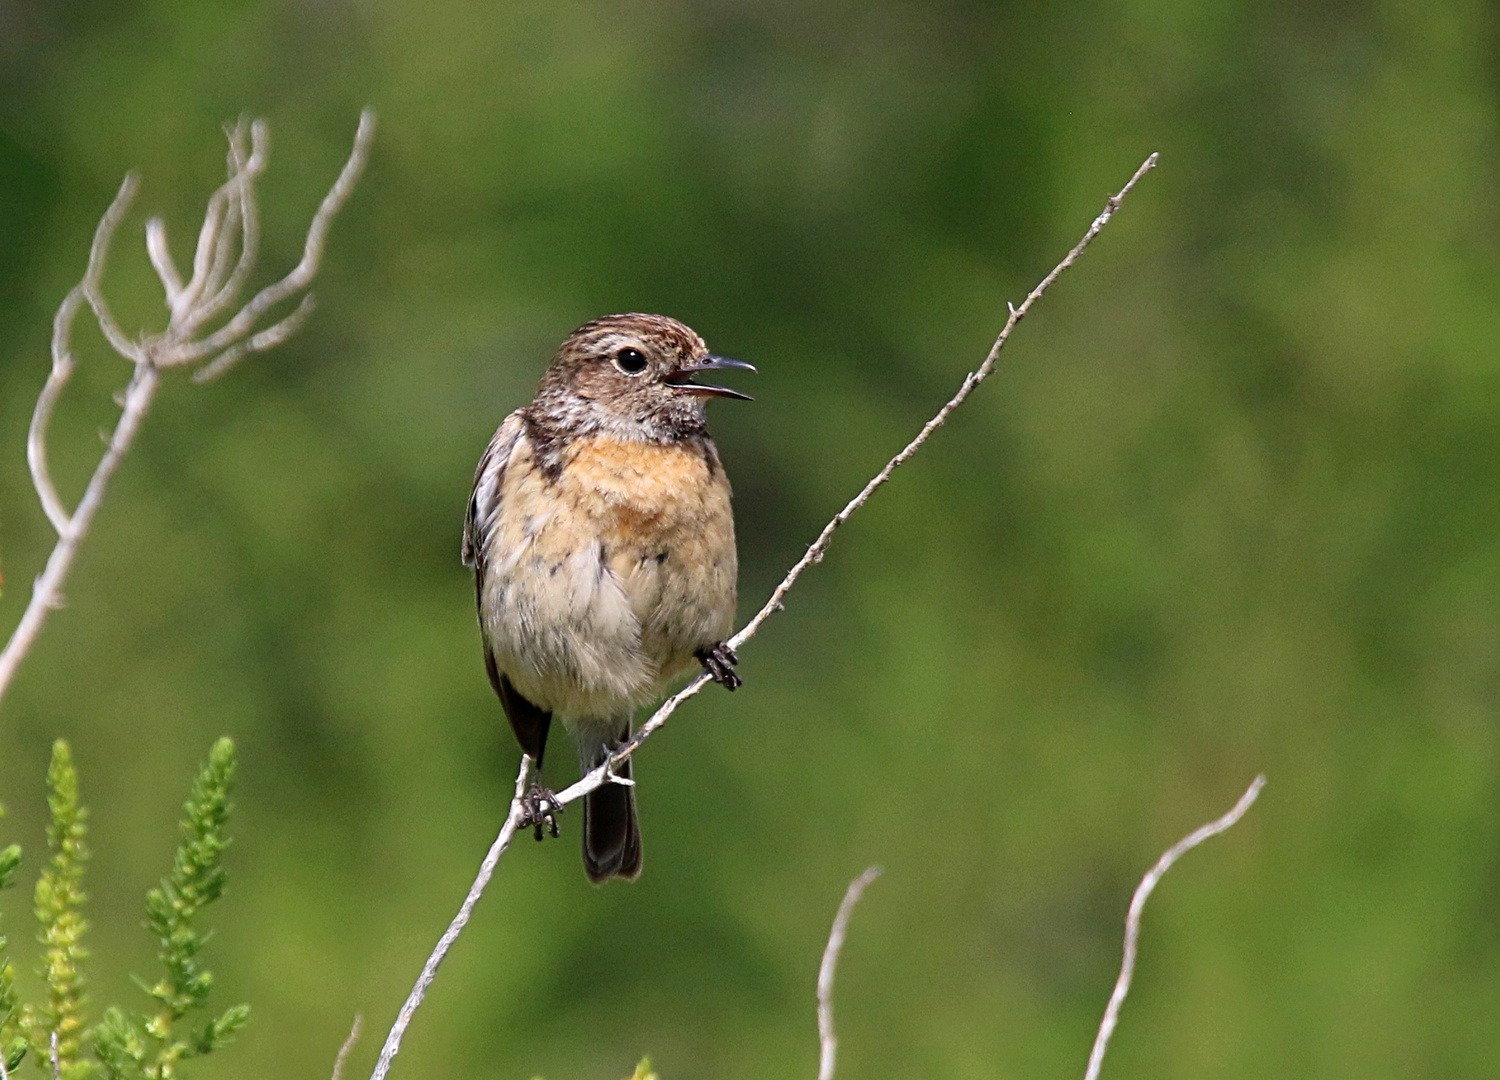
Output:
[24, 741, 92, 1078]
[92, 738, 249, 1080]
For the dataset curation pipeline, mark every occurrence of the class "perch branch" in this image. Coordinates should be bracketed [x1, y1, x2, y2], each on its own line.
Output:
[817, 867, 881, 1080]
[366, 757, 532, 1080]
[557, 149, 1160, 809]
[0, 111, 375, 717]
[1083, 774, 1266, 1080]
[369, 151, 1158, 1079]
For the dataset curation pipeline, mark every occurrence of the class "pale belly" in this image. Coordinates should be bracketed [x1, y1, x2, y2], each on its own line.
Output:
[480, 435, 737, 719]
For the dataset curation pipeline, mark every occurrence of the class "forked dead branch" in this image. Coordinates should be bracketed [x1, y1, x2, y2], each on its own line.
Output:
[813, 777, 1264, 1080]
[365, 151, 1162, 1080]
[0, 110, 377, 715]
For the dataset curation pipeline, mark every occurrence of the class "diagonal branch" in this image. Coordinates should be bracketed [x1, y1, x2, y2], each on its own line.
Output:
[817, 867, 881, 1080]
[1083, 775, 1266, 1080]
[556, 150, 1160, 810]
[365, 757, 532, 1080]
[368, 151, 1159, 1080]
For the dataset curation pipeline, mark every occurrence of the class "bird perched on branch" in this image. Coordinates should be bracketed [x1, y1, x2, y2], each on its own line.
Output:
[463, 314, 754, 882]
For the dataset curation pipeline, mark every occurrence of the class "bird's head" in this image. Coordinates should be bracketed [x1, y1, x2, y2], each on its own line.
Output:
[533, 313, 754, 441]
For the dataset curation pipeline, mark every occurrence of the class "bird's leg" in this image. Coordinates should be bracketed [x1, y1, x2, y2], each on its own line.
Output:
[695, 641, 742, 691]
[520, 762, 562, 841]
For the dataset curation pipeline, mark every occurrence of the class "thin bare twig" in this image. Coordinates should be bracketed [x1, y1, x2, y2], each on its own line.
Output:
[817, 867, 881, 1080]
[370, 152, 1159, 1080]
[146, 217, 185, 305]
[1, 359, 163, 704]
[181, 109, 377, 372]
[47, 1032, 59, 1080]
[1083, 775, 1266, 1080]
[28, 173, 141, 537]
[0, 111, 375, 718]
[195, 292, 317, 383]
[368, 757, 532, 1080]
[331, 1014, 364, 1080]
[194, 121, 267, 330]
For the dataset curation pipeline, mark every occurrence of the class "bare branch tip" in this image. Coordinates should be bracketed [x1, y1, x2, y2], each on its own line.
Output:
[1082, 774, 1265, 1080]
[817, 866, 883, 1080]
[1120, 152, 1160, 195]
[331, 1013, 364, 1080]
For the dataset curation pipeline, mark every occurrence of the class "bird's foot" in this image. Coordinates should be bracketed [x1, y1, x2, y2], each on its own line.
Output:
[696, 642, 742, 691]
[519, 783, 562, 841]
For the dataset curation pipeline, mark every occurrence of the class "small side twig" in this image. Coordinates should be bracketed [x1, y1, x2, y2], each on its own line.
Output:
[817, 867, 881, 1080]
[330, 1014, 364, 1080]
[1083, 775, 1266, 1080]
[47, 1032, 59, 1080]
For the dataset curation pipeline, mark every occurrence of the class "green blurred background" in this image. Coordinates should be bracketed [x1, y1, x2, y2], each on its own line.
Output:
[2, 0, 1499, 1076]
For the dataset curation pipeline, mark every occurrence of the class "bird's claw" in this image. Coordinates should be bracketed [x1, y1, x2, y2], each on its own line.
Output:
[520, 783, 562, 841]
[696, 642, 742, 691]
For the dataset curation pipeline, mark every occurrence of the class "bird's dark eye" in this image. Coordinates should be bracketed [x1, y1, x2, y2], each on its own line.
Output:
[614, 347, 648, 375]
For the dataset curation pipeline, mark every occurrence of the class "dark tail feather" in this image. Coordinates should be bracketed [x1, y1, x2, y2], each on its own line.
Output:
[582, 746, 641, 883]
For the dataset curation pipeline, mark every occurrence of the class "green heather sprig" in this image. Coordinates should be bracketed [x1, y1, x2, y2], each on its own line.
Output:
[93, 738, 249, 1080]
[0, 739, 247, 1080]
[25, 741, 93, 1079]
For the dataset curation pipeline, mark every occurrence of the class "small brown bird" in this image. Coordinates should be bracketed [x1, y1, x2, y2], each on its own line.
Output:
[462, 313, 753, 882]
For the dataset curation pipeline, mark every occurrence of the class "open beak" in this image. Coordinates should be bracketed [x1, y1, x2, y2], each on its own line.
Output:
[664, 355, 757, 401]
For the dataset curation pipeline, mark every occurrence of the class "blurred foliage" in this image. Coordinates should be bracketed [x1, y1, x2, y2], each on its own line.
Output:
[624, 1059, 658, 1080]
[0, 806, 24, 1072]
[2, 1, 1500, 1079]
[0, 741, 244, 1079]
